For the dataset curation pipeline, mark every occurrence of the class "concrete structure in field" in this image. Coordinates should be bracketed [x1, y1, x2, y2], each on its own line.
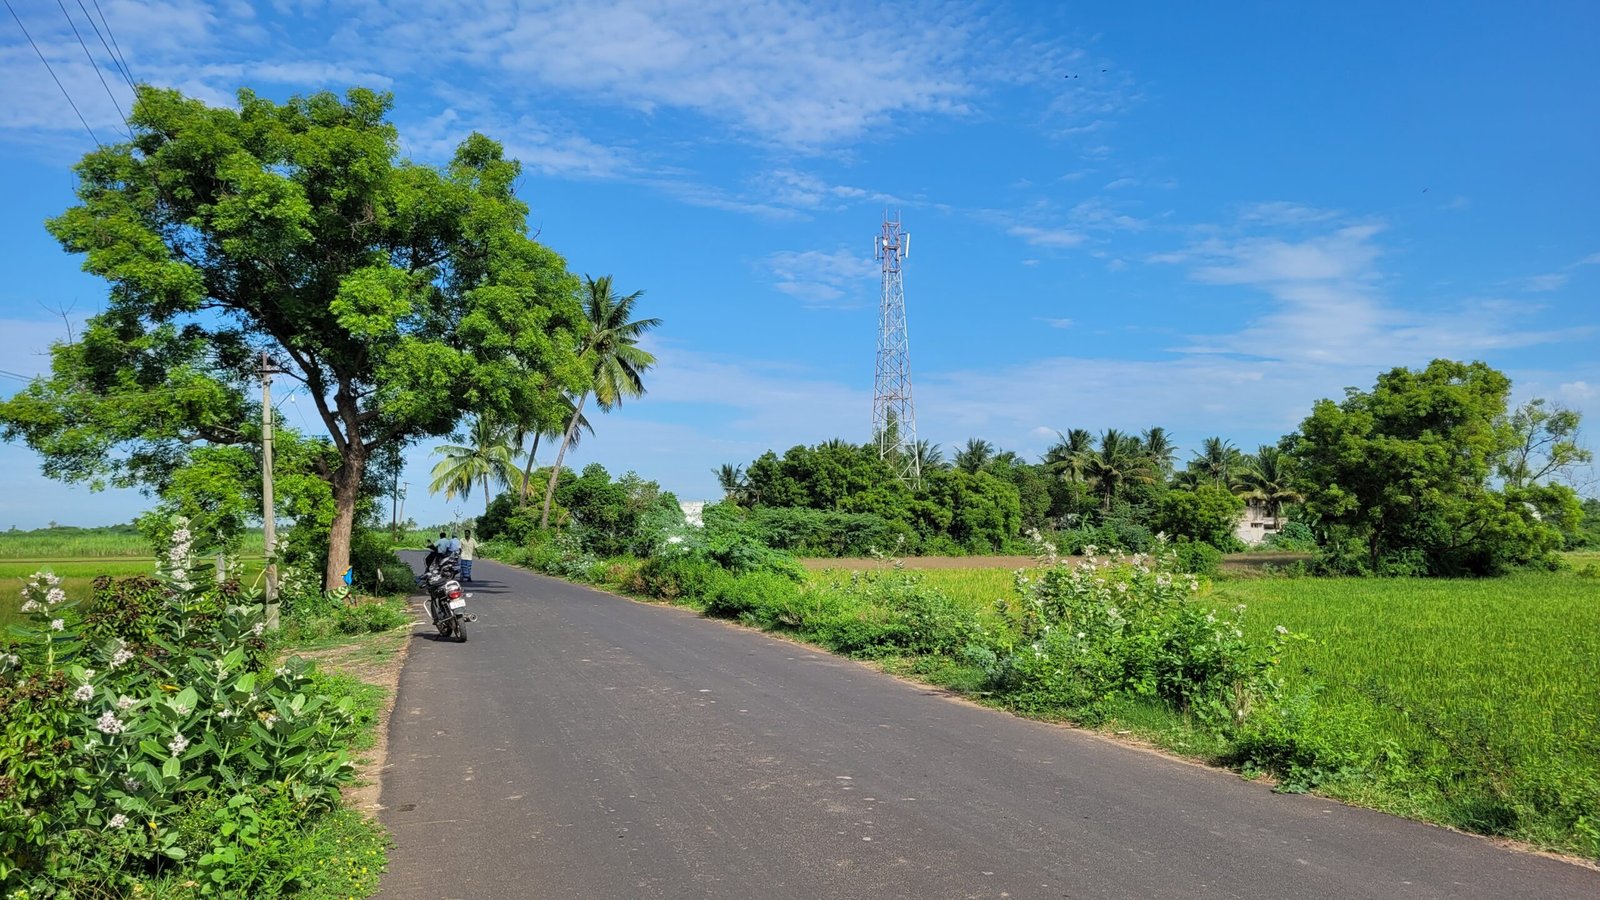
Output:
[1234, 501, 1282, 546]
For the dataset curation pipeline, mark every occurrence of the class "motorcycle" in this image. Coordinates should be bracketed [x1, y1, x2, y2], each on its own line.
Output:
[418, 552, 475, 642]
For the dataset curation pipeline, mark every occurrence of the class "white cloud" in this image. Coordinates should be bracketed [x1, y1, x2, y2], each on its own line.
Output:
[1519, 273, 1569, 292]
[1156, 219, 1581, 367]
[1007, 225, 1085, 248]
[1037, 317, 1074, 329]
[765, 248, 879, 309]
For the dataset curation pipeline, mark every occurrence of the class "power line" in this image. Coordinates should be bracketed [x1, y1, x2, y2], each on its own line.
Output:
[75, 0, 133, 92]
[55, 0, 131, 138]
[87, 0, 133, 88]
[3, 0, 101, 148]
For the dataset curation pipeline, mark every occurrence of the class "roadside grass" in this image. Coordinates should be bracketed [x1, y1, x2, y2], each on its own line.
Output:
[807, 556, 1600, 857]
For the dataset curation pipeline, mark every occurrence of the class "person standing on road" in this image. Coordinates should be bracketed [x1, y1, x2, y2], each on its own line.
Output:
[459, 531, 477, 582]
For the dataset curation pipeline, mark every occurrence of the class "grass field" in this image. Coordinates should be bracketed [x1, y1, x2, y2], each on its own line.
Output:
[809, 555, 1600, 854]
[0, 557, 270, 629]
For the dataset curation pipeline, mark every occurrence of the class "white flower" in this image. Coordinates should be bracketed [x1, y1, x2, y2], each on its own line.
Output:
[261, 713, 280, 729]
[110, 646, 134, 668]
[251, 622, 265, 637]
[45, 587, 66, 606]
[107, 813, 128, 829]
[20, 599, 41, 614]
[273, 665, 290, 678]
[0, 653, 18, 667]
[49, 619, 64, 632]
[1076, 632, 1086, 639]
[122, 776, 143, 792]
[82, 669, 96, 681]
[96, 711, 125, 734]
[1274, 625, 1289, 635]
[168, 733, 189, 756]
[172, 701, 191, 716]
[116, 695, 136, 710]
[218, 707, 234, 719]
[74, 684, 95, 702]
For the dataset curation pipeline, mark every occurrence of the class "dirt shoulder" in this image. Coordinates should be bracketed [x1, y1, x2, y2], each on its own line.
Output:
[294, 612, 413, 816]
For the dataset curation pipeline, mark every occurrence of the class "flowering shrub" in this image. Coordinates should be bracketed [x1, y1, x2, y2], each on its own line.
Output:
[983, 543, 1303, 726]
[0, 519, 361, 895]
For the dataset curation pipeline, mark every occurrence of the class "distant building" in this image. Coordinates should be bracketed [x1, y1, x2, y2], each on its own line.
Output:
[1234, 501, 1282, 546]
[680, 500, 706, 528]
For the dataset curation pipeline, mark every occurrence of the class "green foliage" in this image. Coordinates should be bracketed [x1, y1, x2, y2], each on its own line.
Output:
[1171, 541, 1223, 576]
[989, 551, 1299, 726]
[742, 506, 915, 556]
[1288, 359, 1567, 575]
[1158, 484, 1245, 550]
[0, 85, 589, 589]
[0, 523, 364, 893]
[1264, 520, 1319, 552]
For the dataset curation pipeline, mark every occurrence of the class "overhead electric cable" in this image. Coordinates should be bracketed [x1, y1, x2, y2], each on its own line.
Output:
[87, 0, 133, 87]
[3, 0, 102, 148]
[55, 0, 131, 137]
[75, 0, 134, 91]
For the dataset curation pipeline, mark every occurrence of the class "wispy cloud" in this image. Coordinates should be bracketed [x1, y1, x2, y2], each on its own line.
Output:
[1007, 225, 1086, 248]
[765, 248, 878, 309]
[1153, 216, 1581, 367]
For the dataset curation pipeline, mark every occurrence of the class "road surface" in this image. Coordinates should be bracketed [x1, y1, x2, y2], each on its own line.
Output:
[378, 556, 1596, 898]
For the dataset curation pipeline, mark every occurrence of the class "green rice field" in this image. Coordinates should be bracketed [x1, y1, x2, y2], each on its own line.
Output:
[0, 558, 269, 629]
[810, 555, 1600, 853]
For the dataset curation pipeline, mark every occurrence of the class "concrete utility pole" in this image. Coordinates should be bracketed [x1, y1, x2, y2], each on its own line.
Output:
[260, 352, 281, 630]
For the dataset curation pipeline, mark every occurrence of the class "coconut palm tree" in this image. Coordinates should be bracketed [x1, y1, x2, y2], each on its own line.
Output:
[1084, 428, 1157, 513]
[1234, 445, 1304, 518]
[953, 438, 996, 474]
[911, 439, 946, 471]
[1043, 428, 1094, 483]
[515, 394, 592, 504]
[715, 463, 749, 503]
[429, 414, 523, 515]
[1141, 426, 1178, 475]
[540, 275, 661, 528]
[1189, 436, 1245, 488]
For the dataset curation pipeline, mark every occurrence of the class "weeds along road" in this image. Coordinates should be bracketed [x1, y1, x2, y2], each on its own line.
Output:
[378, 556, 1597, 899]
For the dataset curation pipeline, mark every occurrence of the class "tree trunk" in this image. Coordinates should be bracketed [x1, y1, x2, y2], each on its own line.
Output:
[483, 473, 491, 516]
[541, 392, 589, 529]
[324, 446, 367, 591]
[519, 433, 541, 504]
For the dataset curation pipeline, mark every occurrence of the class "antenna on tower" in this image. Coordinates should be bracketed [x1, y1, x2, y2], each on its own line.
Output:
[873, 211, 920, 484]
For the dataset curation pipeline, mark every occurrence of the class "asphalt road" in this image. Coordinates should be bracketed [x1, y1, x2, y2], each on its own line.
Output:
[378, 556, 1597, 899]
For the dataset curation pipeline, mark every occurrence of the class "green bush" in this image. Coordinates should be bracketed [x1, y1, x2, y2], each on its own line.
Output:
[1264, 520, 1318, 552]
[1172, 541, 1222, 576]
[0, 519, 362, 893]
[991, 549, 1300, 726]
[743, 507, 915, 557]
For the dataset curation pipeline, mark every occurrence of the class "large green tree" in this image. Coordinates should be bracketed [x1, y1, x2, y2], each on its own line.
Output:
[540, 274, 660, 528]
[1286, 359, 1566, 575]
[0, 87, 587, 587]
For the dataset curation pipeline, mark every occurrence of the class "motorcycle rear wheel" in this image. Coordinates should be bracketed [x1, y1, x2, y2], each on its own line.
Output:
[453, 618, 468, 642]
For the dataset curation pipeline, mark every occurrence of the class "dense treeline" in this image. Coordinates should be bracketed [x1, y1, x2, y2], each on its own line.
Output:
[713, 359, 1591, 576]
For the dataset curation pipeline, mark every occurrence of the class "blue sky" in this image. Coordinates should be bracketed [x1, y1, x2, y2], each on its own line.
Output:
[1, 0, 1597, 529]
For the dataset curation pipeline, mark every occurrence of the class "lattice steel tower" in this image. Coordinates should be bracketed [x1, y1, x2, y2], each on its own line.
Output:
[872, 213, 920, 483]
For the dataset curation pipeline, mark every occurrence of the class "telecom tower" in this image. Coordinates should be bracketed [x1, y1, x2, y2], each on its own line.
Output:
[873, 213, 920, 483]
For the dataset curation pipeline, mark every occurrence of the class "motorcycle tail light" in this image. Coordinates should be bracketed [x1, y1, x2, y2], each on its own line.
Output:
[448, 589, 462, 600]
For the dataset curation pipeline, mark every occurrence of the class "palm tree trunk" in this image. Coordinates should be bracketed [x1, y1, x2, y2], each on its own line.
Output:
[541, 392, 589, 529]
[520, 433, 541, 504]
[484, 473, 491, 516]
